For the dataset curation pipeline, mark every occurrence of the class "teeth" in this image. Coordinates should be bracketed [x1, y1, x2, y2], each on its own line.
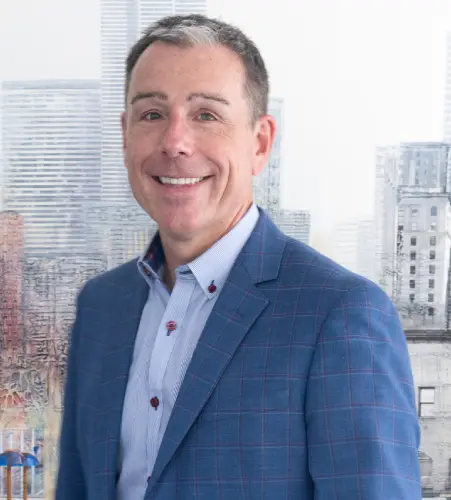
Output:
[158, 177, 204, 185]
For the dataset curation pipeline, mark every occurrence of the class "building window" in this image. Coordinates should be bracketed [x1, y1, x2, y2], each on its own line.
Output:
[410, 251, 416, 260]
[429, 279, 435, 289]
[410, 280, 415, 289]
[411, 207, 418, 217]
[419, 387, 435, 417]
[430, 222, 437, 230]
[419, 452, 433, 480]
[430, 265, 436, 274]
[410, 265, 416, 275]
[428, 293, 434, 302]
[430, 250, 436, 260]
[409, 293, 415, 303]
[411, 221, 418, 231]
[398, 224, 404, 231]
[428, 307, 435, 316]
[431, 206, 437, 216]
[430, 236, 436, 246]
[410, 236, 417, 246]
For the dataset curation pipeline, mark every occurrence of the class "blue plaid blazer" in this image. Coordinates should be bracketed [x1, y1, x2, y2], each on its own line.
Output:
[56, 209, 421, 499]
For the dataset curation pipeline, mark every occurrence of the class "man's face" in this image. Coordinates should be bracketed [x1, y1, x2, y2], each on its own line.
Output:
[122, 42, 275, 242]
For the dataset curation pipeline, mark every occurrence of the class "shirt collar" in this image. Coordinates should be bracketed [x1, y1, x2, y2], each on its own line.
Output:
[137, 203, 260, 299]
[138, 231, 165, 281]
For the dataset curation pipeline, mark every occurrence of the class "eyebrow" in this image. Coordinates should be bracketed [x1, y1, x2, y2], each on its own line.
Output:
[130, 91, 230, 107]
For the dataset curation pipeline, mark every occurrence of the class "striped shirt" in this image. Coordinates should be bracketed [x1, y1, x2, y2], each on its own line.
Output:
[116, 203, 259, 500]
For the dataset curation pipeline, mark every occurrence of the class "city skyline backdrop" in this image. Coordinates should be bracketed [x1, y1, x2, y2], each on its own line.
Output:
[1, 0, 451, 248]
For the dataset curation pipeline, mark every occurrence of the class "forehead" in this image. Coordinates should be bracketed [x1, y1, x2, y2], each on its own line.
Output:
[128, 42, 247, 99]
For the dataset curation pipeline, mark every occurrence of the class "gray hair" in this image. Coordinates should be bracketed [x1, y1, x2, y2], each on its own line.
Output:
[125, 14, 269, 124]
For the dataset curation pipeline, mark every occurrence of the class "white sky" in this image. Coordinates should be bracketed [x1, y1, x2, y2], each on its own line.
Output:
[1, 0, 451, 248]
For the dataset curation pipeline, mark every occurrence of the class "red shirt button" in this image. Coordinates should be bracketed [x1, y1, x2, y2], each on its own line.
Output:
[166, 321, 177, 336]
[150, 397, 159, 410]
[208, 283, 217, 293]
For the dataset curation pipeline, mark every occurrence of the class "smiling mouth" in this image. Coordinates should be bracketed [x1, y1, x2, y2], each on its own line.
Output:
[153, 176, 212, 186]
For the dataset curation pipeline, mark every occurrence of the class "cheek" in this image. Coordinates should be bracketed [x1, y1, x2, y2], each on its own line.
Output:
[127, 128, 157, 156]
[125, 145, 150, 176]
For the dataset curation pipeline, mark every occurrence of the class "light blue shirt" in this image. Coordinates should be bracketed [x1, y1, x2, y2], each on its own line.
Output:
[116, 204, 260, 500]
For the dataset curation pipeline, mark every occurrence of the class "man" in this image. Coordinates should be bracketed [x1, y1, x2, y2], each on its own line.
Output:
[56, 14, 421, 500]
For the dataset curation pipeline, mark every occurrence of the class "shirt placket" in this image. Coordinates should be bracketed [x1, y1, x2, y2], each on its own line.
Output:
[146, 271, 195, 475]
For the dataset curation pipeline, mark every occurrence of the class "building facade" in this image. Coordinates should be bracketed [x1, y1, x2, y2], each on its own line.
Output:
[407, 334, 451, 497]
[445, 32, 451, 143]
[396, 192, 451, 329]
[1, 80, 101, 257]
[374, 142, 451, 329]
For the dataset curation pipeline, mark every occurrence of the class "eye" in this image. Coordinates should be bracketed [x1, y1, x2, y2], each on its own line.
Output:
[198, 112, 216, 121]
[142, 111, 162, 121]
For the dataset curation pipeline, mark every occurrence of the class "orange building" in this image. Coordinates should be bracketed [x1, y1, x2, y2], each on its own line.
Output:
[0, 211, 25, 352]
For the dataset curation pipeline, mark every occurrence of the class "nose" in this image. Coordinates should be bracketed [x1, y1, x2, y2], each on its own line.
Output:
[160, 114, 194, 159]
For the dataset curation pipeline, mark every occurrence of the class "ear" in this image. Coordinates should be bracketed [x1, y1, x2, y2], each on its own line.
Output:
[252, 114, 277, 176]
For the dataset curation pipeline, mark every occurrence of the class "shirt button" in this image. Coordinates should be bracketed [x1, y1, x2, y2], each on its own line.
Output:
[150, 397, 159, 410]
[208, 281, 217, 293]
[166, 320, 177, 336]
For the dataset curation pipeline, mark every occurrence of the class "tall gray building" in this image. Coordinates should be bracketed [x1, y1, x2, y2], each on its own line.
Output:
[99, 0, 208, 207]
[0, 80, 101, 257]
[374, 142, 451, 329]
[445, 32, 451, 143]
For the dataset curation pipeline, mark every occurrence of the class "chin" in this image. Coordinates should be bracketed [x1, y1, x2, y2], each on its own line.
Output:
[158, 213, 204, 237]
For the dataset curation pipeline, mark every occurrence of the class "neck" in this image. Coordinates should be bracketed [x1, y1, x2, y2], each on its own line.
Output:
[160, 203, 252, 290]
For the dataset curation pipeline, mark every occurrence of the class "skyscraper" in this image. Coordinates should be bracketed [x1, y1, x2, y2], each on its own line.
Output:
[374, 142, 451, 329]
[1, 80, 101, 257]
[99, 0, 208, 207]
[444, 32, 451, 143]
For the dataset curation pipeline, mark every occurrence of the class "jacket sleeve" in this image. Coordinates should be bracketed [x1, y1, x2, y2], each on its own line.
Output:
[305, 281, 422, 499]
[55, 287, 86, 500]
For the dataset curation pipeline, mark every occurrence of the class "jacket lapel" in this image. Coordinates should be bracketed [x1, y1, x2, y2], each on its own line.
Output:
[93, 261, 149, 499]
[147, 210, 287, 493]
